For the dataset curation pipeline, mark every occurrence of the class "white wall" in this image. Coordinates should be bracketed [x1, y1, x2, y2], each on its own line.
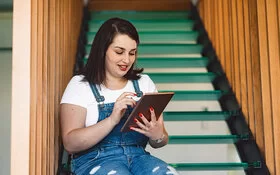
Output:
[0, 11, 12, 175]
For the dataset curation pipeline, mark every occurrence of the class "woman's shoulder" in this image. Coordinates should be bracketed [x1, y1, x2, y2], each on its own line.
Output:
[138, 74, 153, 83]
[137, 74, 157, 92]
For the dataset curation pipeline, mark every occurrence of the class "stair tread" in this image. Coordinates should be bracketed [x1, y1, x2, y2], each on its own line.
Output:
[137, 57, 209, 68]
[169, 162, 249, 170]
[163, 111, 234, 121]
[147, 72, 217, 83]
[88, 21, 195, 32]
[168, 135, 248, 144]
[86, 44, 203, 55]
[87, 31, 199, 44]
[160, 90, 225, 101]
[90, 11, 190, 20]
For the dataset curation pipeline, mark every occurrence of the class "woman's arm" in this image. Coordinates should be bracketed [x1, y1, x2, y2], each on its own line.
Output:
[60, 103, 117, 154]
[60, 92, 137, 154]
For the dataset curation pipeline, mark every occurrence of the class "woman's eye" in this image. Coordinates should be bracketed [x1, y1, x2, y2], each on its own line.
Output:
[116, 52, 123, 55]
[129, 52, 136, 56]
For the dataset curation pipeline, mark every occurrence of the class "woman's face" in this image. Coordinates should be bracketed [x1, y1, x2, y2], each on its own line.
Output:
[105, 34, 137, 80]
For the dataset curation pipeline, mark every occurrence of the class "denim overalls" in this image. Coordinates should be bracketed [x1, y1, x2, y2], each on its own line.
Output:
[71, 80, 178, 175]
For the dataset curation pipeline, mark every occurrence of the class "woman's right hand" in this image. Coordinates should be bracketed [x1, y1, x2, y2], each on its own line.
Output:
[109, 92, 137, 125]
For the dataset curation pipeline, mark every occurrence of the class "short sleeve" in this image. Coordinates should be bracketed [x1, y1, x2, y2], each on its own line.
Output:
[60, 75, 89, 108]
[139, 74, 158, 93]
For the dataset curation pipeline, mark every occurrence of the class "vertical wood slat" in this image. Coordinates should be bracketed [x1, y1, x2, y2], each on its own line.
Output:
[49, 0, 56, 174]
[236, 0, 248, 120]
[266, 0, 280, 173]
[29, 1, 83, 174]
[42, 0, 49, 174]
[30, 0, 38, 173]
[256, 0, 275, 173]
[248, 0, 265, 156]
[231, 0, 240, 103]
[213, 0, 219, 56]
[243, 0, 254, 126]
[197, 0, 280, 173]
[35, 0, 43, 173]
[223, 0, 232, 84]
[217, 0, 225, 68]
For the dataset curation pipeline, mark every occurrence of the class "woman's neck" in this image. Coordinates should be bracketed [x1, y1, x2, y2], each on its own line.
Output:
[103, 77, 128, 90]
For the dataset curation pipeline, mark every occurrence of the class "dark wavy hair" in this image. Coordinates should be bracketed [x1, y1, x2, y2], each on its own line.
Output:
[81, 17, 143, 84]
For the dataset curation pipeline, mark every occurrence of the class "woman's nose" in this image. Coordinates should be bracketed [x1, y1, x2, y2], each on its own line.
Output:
[122, 54, 130, 63]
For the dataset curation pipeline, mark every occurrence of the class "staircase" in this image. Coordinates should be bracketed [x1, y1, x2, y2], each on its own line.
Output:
[67, 8, 268, 175]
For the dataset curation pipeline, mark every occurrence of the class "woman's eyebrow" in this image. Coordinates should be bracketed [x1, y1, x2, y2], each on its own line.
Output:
[114, 46, 125, 50]
[114, 46, 137, 52]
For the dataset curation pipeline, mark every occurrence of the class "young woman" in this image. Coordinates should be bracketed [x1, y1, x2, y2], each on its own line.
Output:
[60, 18, 178, 175]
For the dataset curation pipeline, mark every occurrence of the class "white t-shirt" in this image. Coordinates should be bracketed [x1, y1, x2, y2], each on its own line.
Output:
[61, 74, 157, 127]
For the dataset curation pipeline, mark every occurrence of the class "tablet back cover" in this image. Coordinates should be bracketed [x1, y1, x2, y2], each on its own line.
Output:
[121, 92, 174, 132]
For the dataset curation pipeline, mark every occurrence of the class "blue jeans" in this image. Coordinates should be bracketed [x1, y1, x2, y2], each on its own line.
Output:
[71, 145, 178, 175]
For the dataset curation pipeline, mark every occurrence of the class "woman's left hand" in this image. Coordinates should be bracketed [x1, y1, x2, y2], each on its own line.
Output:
[130, 107, 164, 140]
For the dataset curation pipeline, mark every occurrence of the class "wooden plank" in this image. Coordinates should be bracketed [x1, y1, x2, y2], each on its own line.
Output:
[54, 0, 62, 173]
[217, 0, 225, 68]
[256, 0, 275, 173]
[223, 0, 233, 85]
[49, 0, 56, 173]
[198, 0, 204, 24]
[205, 0, 211, 40]
[231, 0, 240, 103]
[213, 0, 219, 55]
[236, 0, 248, 118]
[30, 0, 38, 174]
[210, 0, 215, 48]
[243, 0, 255, 133]
[265, 0, 280, 173]
[88, 0, 191, 11]
[248, 0, 265, 155]
[36, 0, 44, 173]
[42, 0, 49, 174]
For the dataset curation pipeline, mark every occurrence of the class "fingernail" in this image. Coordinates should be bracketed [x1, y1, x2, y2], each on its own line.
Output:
[139, 113, 144, 118]
[130, 127, 133, 130]
[133, 93, 137, 96]
[134, 118, 137, 122]
[149, 107, 154, 112]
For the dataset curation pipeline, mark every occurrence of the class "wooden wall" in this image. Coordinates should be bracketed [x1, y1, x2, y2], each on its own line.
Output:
[88, 0, 191, 11]
[29, 0, 83, 174]
[198, 0, 280, 174]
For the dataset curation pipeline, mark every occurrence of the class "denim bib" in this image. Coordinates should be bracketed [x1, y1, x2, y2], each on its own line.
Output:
[89, 80, 148, 148]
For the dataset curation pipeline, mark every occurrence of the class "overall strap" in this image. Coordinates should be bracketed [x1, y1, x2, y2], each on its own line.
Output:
[132, 80, 143, 97]
[89, 83, 105, 107]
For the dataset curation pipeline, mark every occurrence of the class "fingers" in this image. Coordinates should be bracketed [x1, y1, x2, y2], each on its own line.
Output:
[139, 113, 151, 126]
[149, 107, 156, 122]
[117, 92, 136, 101]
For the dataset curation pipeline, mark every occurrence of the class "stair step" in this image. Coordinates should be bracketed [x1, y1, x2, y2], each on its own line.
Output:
[87, 31, 199, 44]
[166, 101, 222, 112]
[161, 90, 225, 101]
[169, 162, 250, 171]
[163, 111, 233, 121]
[90, 11, 190, 20]
[156, 83, 214, 91]
[88, 20, 195, 32]
[147, 72, 217, 83]
[168, 135, 248, 144]
[137, 57, 209, 68]
[165, 121, 229, 135]
[83, 56, 207, 66]
[85, 44, 203, 56]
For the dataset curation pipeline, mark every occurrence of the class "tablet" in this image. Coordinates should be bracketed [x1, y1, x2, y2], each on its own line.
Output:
[120, 92, 174, 132]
